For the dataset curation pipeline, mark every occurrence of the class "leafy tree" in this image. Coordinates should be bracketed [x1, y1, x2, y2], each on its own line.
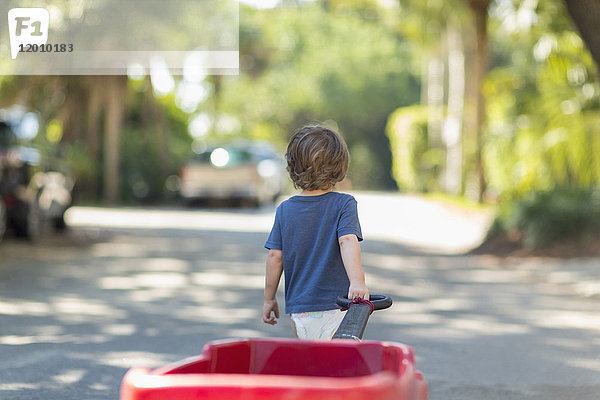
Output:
[218, 3, 420, 189]
[480, 0, 600, 248]
[0, 0, 210, 204]
[391, 0, 474, 196]
[483, 0, 599, 198]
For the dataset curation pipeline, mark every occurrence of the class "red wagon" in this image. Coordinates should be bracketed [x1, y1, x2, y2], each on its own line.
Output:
[120, 338, 427, 400]
[120, 296, 428, 400]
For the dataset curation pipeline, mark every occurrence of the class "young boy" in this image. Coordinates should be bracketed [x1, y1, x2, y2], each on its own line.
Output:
[262, 125, 369, 340]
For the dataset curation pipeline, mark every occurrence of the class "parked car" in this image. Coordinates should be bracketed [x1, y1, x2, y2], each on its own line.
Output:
[0, 119, 74, 241]
[178, 142, 287, 206]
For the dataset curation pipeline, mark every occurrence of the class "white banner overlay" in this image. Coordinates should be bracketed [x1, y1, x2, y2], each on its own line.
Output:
[1, 1, 239, 75]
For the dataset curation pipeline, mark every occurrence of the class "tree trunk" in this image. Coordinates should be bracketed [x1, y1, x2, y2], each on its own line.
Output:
[443, 17, 465, 196]
[427, 50, 445, 149]
[58, 78, 86, 143]
[155, 101, 170, 180]
[420, 57, 429, 106]
[103, 76, 127, 205]
[564, 0, 600, 81]
[210, 75, 222, 136]
[466, 0, 491, 202]
[86, 76, 104, 200]
[144, 76, 170, 180]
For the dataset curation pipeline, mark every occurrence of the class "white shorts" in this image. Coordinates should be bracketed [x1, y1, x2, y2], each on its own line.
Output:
[290, 309, 346, 340]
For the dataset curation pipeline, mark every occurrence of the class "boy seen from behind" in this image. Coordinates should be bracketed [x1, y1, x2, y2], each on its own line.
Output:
[262, 125, 369, 340]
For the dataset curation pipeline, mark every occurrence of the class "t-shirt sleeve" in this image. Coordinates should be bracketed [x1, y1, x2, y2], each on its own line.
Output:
[337, 197, 363, 241]
[265, 206, 283, 250]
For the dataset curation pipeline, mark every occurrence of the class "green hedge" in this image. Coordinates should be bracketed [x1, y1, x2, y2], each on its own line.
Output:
[491, 187, 600, 249]
[385, 105, 445, 192]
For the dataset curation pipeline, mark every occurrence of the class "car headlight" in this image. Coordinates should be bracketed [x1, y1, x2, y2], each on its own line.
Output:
[257, 159, 278, 178]
[210, 148, 230, 168]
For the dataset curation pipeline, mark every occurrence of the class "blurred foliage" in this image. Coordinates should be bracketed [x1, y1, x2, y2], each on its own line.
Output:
[379, 0, 600, 247]
[484, 0, 600, 199]
[481, 0, 600, 247]
[489, 187, 600, 249]
[386, 105, 445, 192]
[2, 0, 600, 244]
[218, 3, 419, 189]
[119, 86, 192, 203]
[61, 143, 96, 189]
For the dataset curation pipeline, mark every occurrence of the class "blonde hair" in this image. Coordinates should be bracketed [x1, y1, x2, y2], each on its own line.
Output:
[285, 125, 349, 191]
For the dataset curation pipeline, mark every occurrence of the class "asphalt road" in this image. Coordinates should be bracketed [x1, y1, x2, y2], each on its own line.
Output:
[0, 194, 599, 400]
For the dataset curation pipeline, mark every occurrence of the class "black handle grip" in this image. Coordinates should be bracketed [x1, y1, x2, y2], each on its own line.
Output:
[335, 294, 393, 311]
[332, 294, 393, 340]
[332, 303, 372, 340]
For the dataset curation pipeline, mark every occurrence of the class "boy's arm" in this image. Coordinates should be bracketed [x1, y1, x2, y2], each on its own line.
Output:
[339, 234, 369, 300]
[263, 249, 283, 325]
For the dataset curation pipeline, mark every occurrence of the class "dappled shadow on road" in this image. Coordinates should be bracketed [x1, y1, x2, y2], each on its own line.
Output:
[1, 225, 599, 399]
[0, 226, 289, 399]
[359, 244, 600, 399]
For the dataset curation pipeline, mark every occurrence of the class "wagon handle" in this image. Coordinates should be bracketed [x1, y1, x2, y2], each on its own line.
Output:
[332, 294, 392, 341]
[335, 294, 393, 311]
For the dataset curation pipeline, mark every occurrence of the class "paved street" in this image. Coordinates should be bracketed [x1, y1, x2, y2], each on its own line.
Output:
[0, 193, 599, 399]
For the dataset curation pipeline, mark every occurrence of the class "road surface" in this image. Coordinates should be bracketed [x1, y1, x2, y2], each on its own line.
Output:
[0, 193, 599, 399]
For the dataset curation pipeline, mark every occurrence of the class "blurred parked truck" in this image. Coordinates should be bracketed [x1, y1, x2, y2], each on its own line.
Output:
[178, 142, 287, 207]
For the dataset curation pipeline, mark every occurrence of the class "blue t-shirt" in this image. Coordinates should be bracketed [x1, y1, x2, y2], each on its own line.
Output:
[265, 191, 363, 314]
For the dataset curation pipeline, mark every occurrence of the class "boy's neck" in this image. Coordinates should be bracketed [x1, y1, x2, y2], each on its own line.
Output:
[300, 189, 332, 196]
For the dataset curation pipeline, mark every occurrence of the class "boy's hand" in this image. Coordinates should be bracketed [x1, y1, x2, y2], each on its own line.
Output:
[262, 299, 279, 325]
[348, 281, 369, 301]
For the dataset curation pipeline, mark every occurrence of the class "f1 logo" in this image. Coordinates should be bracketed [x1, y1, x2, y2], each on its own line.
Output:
[7, 8, 50, 59]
